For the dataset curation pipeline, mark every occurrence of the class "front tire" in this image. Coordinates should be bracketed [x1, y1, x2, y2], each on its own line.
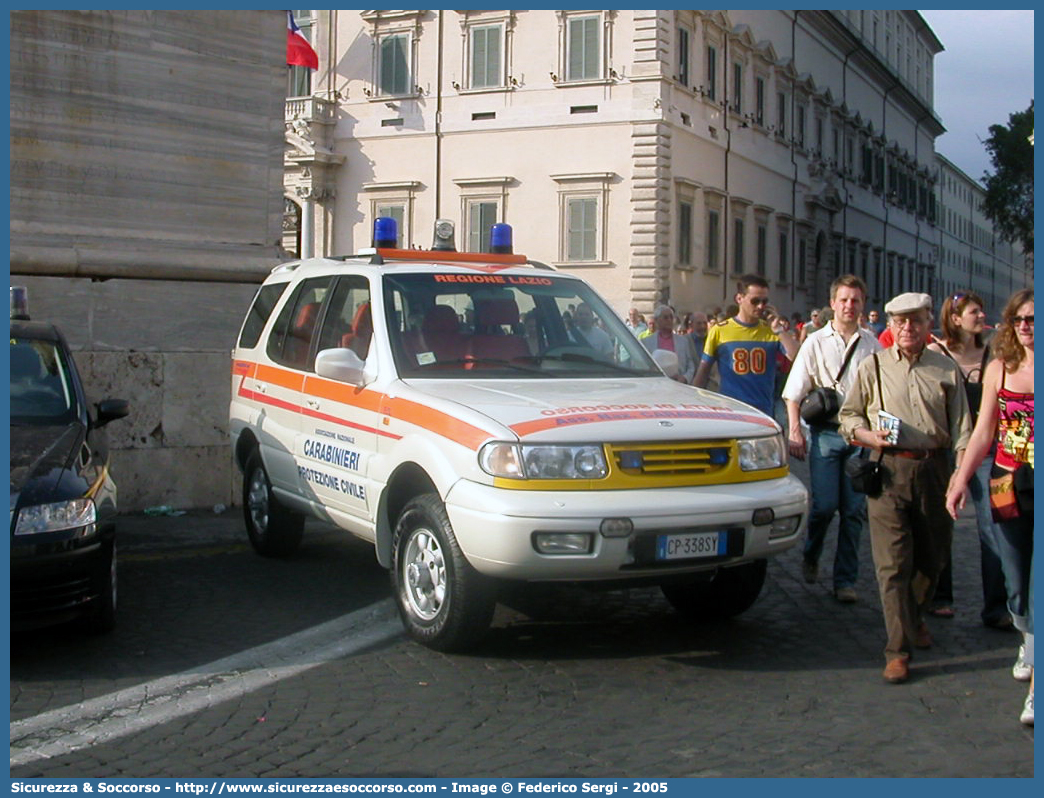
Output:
[661, 559, 768, 621]
[391, 494, 495, 651]
[243, 450, 304, 557]
[82, 540, 116, 634]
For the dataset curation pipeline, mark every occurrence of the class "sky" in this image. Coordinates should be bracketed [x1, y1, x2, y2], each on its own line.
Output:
[919, 9, 1035, 184]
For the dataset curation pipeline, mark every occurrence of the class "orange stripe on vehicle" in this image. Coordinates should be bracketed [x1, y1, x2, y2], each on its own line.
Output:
[375, 247, 526, 265]
[511, 408, 777, 437]
[300, 406, 401, 439]
[382, 396, 493, 451]
[237, 361, 492, 450]
[303, 375, 384, 413]
[238, 388, 301, 414]
[255, 363, 305, 391]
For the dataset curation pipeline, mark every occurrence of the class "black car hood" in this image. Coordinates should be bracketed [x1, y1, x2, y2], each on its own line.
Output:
[10, 423, 85, 498]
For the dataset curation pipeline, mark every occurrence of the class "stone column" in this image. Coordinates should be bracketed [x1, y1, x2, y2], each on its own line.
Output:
[297, 188, 316, 259]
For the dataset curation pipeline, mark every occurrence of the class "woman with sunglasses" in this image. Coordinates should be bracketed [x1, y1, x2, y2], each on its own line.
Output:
[926, 292, 1011, 629]
[946, 288, 1034, 726]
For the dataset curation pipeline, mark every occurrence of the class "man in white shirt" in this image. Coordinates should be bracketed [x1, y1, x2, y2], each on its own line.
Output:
[625, 307, 648, 337]
[782, 274, 882, 603]
[570, 302, 614, 358]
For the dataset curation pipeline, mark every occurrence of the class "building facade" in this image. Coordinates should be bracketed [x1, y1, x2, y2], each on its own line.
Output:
[11, 10, 288, 510]
[284, 9, 1029, 320]
[934, 153, 1028, 317]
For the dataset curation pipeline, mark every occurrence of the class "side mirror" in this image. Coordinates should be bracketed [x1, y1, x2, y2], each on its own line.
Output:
[315, 347, 367, 385]
[94, 398, 130, 427]
[651, 348, 680, 379]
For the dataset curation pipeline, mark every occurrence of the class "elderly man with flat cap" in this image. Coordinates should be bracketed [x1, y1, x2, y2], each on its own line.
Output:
[838, 292, 972, 684]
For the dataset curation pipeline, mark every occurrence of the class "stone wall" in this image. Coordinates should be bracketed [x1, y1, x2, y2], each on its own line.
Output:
[17, 276, 260, 512]
[10, 10, 287, 283]
[74, 351, 240, 512]
[9, 10, 289, 511]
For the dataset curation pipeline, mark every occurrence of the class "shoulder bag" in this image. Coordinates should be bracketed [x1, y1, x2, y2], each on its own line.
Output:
[843, 353, 885, 497]
[989, 464, 1021, 522]
[800, 334, 861, 426]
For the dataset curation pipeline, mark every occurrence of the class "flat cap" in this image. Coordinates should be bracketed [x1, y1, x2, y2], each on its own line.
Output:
[885, 292, 932, 315]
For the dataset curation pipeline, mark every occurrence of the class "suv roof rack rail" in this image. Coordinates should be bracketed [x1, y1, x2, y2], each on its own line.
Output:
[526, 260, 557, 271]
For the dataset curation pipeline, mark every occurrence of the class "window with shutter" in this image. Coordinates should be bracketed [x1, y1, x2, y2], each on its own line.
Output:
[567, 197, 597, 260]
[567, 16, 600, 81]
[471, 24, 502, 89]
[379, 33, 410, 96]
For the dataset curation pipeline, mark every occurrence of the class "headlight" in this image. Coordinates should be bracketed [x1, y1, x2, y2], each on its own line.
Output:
[479, 443, 608, 480]
[14, 498, 96, 536]
[478, 443, 524, 478]
[737, 434, 786, 471]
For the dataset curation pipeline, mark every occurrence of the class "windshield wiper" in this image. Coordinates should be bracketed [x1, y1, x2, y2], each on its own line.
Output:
[536, 352, 651, 375]
[414, 357, 543, 374]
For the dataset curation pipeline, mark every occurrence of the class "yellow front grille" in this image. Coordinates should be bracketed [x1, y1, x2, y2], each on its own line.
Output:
[490, 440, 789, 490]
[610, 440, 731, 477]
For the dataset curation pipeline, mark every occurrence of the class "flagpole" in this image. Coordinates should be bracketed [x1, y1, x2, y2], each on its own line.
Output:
[435, 10, 444, 220]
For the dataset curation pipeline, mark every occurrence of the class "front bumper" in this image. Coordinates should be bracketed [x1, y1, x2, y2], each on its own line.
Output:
[445, 475, 808, 580]
[10, 523, 114, 629]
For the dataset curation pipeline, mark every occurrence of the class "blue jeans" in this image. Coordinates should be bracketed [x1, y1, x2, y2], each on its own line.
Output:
[803, 426, 866, 589]
[995, 508, 1034, 667]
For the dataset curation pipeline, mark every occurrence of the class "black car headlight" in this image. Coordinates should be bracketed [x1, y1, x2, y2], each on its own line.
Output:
[14, 498, 96, 536]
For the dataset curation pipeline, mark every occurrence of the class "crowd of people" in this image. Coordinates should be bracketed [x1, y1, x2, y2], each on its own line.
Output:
[626, 277, 1034, 726]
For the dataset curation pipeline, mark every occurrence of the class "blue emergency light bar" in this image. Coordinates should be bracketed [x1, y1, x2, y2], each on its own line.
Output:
[10, 286, 30, 320]
[371, 217, 516, 256]
[373, 216, 398, 248]
[490, 223, 513, 254]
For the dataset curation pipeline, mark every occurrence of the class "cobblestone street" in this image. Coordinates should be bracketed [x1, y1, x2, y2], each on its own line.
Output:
[9, 455, 1034, 778]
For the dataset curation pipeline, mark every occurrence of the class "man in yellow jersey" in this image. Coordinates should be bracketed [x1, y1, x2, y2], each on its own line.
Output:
[694, 274, 799, 416]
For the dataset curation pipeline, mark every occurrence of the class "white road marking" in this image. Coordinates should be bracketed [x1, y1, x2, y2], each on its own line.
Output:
[10, 600, 402, 768]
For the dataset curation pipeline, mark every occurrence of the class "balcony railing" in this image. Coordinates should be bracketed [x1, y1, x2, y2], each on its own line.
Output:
[285, 96, 337, 125]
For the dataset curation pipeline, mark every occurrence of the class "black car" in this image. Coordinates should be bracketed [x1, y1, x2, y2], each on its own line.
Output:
[10, 314, 129, 632]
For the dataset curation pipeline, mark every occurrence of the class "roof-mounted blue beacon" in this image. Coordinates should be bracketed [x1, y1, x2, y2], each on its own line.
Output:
[373, 216, 398, 249]
[490, 223, 513, 254]
[10, 286, 30, 320]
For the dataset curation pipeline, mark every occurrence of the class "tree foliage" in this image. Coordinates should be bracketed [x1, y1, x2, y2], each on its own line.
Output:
[982, 101, 1034, 253]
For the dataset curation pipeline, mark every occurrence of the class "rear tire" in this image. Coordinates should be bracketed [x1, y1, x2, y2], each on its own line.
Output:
[391, 493, 495, 651]
[661, 559, 768, 621]
[243, 450, 304, 557]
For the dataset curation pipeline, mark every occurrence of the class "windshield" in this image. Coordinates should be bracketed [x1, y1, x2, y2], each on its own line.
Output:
[383, 272, 661, 379]
[10, 338, 77, 423]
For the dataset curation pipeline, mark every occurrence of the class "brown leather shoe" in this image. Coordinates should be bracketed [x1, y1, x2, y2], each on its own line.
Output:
[883, 657, 909, 683]
[914, 622, 933, 649]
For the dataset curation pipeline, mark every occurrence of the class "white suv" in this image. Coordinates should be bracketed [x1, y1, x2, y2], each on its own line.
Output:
[229, 221, 807, 650]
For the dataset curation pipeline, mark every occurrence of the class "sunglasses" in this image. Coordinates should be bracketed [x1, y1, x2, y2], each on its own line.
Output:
[1012, 315, 1034, 325]
[748, 298, 770, 306]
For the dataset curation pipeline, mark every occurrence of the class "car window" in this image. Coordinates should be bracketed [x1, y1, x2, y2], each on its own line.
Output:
[239, 282, 289, 349]
[266, 277, 334, 370]
[383, 273, 659, 378]
[315, 276, 372, 361]
[10, 338, 77, 422]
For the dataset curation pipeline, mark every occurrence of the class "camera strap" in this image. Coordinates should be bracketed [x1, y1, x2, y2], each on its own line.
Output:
[830, 334, 861, 389]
